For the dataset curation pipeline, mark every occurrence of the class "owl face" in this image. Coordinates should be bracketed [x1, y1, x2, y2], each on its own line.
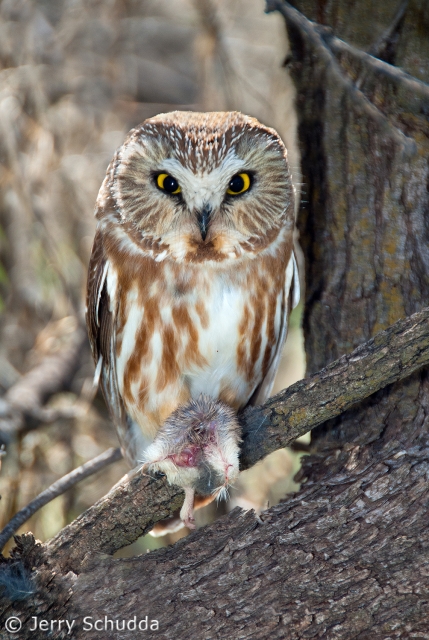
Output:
[105, 111, 294, 262]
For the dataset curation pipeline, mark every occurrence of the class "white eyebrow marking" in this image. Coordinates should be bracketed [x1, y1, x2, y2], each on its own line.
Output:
[160, 151, 247, 211]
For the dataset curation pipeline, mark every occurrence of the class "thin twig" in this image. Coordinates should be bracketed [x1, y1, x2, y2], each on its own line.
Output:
[0, 447, 122, 552]
[368, 0, 409, 60]
[265, 0, 417, 153]
[240, 305, 429, 467]
[0, 445, 5, 472]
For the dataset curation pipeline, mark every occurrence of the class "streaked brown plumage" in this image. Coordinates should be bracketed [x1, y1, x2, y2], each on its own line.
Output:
[86, 111, 299, 470]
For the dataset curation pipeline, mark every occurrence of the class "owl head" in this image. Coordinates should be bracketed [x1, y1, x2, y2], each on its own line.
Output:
[97, 111, 294, 262]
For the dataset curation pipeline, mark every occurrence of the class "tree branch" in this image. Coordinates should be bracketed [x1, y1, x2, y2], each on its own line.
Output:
[44, 305, 429, 570]
[8, 418, 429, 639]
[265, 0, 418, 152]
[0, 448, 122, 553]
[367, 0, 409, 62]
[240, 305, 429, 466]
[0, 326, 87, 444]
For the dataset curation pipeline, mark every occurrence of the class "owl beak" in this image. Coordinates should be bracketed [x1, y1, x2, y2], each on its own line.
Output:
[196, 204, 212, 241]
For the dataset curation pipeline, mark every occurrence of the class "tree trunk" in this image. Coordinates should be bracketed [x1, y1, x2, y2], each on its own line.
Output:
[1, 2, 429, 638]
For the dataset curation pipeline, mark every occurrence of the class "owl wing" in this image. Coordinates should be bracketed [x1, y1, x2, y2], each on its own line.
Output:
[86, 231, 142, 467]
[249, 251, 300, 406]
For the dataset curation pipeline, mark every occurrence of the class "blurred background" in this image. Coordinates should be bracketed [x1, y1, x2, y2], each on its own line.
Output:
[0, 0, 305, 555]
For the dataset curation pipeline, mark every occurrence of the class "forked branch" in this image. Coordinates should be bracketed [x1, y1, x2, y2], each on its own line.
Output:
[42, 305, 429, 570]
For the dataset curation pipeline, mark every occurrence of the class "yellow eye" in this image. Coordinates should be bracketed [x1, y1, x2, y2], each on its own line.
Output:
[156, 173, 181, 194]
[226, 172, 251, 196]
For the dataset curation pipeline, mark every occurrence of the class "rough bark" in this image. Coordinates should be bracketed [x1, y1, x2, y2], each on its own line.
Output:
[287, 0, 429, 81]
[241, 305, 429, 467]
[1, 2, 429, 638]
[275, 0, 429, 449]
[1, 304, 422, 572]
[2, 406, 429, 639]
[277, 0, 429, 373]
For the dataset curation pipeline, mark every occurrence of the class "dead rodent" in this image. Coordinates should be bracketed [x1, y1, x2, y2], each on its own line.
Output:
[141, 395, 241, 529]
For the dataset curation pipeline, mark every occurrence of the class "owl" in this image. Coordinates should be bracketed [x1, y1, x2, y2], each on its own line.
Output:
[86, 111, 299, 468]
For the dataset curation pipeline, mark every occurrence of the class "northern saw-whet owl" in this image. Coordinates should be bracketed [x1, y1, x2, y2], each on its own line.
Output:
[86, 111, 300, 510]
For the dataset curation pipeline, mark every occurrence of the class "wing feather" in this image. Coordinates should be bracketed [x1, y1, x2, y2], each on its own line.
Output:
[86, 231, 143, 466]
[249, 251, 300, 406]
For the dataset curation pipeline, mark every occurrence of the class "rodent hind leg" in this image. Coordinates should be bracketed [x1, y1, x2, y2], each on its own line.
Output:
[149, 493, 215, 537]
[179, 487, 196, 530]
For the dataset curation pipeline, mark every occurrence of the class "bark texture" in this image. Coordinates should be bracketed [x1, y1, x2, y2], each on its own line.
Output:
[1, 2, 429, 638]
[2, 414, 429, 639]
[275, 0, 429, 450]
[280, 1, 429, 373]
[3, 305, 423, 571]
